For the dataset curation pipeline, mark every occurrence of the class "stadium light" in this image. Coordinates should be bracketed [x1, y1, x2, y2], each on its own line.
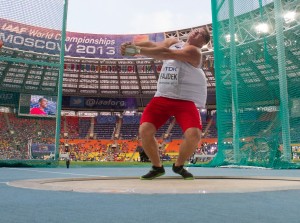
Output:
[255, 23, 269, 34]
[284, 11, 296, 23]
[225, 34, 238, 43]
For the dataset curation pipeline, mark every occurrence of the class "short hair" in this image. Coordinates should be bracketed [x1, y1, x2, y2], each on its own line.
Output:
[201, 28, 211, 44]
[38, 97, 47, 103]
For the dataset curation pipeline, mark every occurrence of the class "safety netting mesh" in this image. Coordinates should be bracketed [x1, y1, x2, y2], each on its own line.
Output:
[208, 0, 300, 168]
[0, 0, 67, 167]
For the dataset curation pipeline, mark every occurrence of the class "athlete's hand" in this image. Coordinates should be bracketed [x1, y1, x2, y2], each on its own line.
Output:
[121, 42, 141, 56]
[120, 42, 132, 56]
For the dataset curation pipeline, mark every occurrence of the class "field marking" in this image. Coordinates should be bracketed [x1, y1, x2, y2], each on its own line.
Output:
[6, 168, 107, 177]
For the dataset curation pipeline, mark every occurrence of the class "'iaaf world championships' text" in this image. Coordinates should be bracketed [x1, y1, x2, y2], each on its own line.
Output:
[1, 22, 115, 46]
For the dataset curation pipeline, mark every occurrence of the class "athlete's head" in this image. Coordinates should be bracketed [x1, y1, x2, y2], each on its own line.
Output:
[187, 27, 210, 48]
[38, 98, 48, 109]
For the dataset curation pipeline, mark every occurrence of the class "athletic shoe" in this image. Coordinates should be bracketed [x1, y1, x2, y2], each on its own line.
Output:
[172, 163, 194, 180]
[140, 165, 165, 180]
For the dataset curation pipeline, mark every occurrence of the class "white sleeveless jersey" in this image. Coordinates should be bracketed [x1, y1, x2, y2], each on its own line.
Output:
[154, 42, 207, 108]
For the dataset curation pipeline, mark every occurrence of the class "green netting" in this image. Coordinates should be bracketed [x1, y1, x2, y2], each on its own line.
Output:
[0, 0, 68, 167]
[208, 0, 300, 168]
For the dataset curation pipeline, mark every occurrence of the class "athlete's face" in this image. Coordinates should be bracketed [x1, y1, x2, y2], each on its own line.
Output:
[40, 99, 48, 109]
[187, 28, 206, 48]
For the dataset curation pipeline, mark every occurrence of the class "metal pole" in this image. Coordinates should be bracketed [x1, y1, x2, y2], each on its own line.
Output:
[274, 0, 291, 161]
[55, 0, 68, 161]
[211, 0, 227, 165]
[229, 0, 240, 162]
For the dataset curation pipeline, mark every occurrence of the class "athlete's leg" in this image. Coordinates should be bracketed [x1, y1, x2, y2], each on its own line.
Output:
[173, 120, 201, 179]
[175, 127, 201, 166]
[139, 97, 170, 167]
[174, 100, 202, 166]
[139, 122, 162, 167]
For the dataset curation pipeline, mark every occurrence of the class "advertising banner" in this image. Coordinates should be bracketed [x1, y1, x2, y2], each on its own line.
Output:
[65, 31, 164, 59]
[31, 144, 55, 154]
[64, 96, 137, 110]
[0, 18, 165, 59]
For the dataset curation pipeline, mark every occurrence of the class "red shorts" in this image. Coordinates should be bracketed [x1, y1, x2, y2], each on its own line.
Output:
[140, 97, 202, 133]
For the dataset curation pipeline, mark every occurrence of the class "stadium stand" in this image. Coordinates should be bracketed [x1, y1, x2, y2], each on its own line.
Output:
[2, 0, 299, 167]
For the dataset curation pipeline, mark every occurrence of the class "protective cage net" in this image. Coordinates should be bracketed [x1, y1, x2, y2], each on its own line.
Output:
[208, 0, 300, 168]
[0, 0, 66, 167]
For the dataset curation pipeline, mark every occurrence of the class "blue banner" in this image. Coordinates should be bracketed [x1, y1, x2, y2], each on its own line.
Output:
[67, 96, 137, 110]
[31, 144, 55, 153]
[0, 18, 165, 59]
[65, 31, 164, 59]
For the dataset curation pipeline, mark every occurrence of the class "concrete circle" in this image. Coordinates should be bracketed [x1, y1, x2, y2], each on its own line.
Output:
[8, 176, 300, 194]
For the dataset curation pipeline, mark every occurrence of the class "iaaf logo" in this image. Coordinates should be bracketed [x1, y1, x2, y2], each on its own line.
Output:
[85, 98, 126, 107]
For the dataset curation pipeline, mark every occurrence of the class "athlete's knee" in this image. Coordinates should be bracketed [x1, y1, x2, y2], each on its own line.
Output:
[184, 128, 201, 143]
[139, 122, 156, 139]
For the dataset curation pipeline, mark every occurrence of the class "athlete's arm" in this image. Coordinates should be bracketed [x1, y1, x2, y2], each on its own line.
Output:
[120, 38, 179, 56]
[136, 37, 179, 48]
[131, 37, 179, 48]
[121, 38, 201, 67]
[139, 45, 201, 68]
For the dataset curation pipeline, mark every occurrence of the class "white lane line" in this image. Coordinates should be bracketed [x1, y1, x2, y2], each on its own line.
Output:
[6, 168, 106, 177]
